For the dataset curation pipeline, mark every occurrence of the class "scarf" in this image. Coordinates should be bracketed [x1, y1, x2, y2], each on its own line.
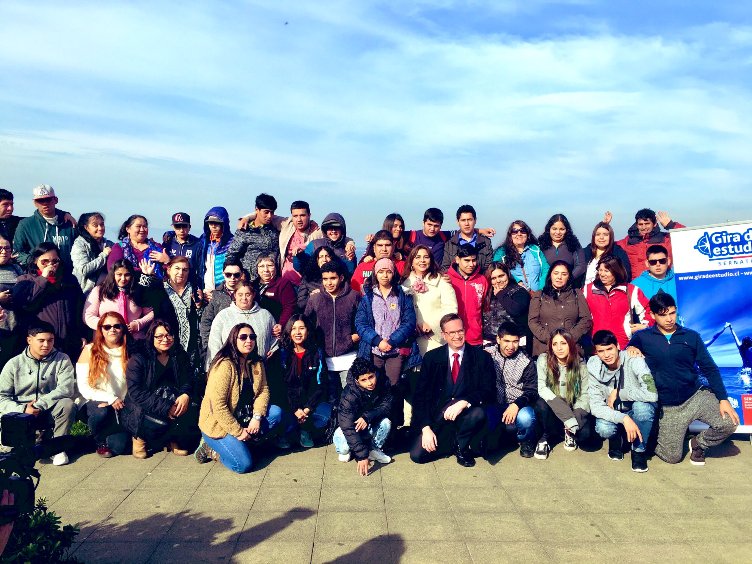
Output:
[164, 281, 192, 351]
[38, 269, 57, 285]
[121, 236, 164, 279]
[116, 288, 129, 323]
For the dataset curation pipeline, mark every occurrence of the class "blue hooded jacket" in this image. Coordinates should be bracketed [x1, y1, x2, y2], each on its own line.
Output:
[195, 206, 234, 290]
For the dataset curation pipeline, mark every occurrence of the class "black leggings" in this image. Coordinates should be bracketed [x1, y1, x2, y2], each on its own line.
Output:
[534, 397, 593, 445]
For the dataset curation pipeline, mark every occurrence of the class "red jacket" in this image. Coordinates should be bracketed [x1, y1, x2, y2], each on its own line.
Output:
[350, 260, 405, 295]
[448, 265, 488, 346]
[583, 282, 653, 348]
[615, 221, 684, 278]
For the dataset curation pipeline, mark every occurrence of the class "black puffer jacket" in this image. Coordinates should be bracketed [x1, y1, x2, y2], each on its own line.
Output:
[120, 347, 195, 436]
[280, 346, 328, 412]
[337, 370, 392, 461]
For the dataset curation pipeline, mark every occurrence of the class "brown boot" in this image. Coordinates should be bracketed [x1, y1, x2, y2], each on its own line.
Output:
[169, 441, 190, 456]
[132, 437, 148, 459]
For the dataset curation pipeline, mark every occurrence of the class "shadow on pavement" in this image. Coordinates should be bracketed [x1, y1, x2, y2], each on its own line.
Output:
[325, 533, 405, 564]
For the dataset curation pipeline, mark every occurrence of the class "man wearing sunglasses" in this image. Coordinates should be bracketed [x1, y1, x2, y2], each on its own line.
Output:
[632, 245, 677, 301]
[199, 258, 247, 362]
[12, 185, 76, 268]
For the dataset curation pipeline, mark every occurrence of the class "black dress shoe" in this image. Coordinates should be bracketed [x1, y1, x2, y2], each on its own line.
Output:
[455, 447, 476, 467]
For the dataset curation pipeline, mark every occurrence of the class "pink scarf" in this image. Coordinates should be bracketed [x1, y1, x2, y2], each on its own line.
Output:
[116, 288, 129, 323]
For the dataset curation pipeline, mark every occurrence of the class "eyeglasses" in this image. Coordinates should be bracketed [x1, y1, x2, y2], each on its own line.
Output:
[238, 334, 257, 341]
[153, 333, 174, 341]
[648, 258, 668, 266]
[224, 272, 242, 279]
[444, 329, 465, 337]
[0, 246, 11, 252]
[102, 324, 125, 331]
[510, 228, 527, 235]
[39, 258, 60, 266]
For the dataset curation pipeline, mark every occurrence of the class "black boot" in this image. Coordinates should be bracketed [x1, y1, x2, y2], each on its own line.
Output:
[454, 442, 476, 467]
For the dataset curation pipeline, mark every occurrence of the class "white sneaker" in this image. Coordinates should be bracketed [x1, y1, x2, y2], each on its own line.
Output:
[52, 452, 69, 466]
[338, 452, 351, 462]
[563, 430, 578, 452]
[368, 448, 391, 464]
[534, 440, 550, 460]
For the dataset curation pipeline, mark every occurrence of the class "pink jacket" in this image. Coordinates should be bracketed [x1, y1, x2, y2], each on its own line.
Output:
[84, 286, 154, 339]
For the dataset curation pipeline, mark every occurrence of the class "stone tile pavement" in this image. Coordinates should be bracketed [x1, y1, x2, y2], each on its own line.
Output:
[35, 436, 752, 563]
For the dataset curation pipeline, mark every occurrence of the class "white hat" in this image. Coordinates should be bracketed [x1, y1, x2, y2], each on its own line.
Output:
[32, 184, 56, 200]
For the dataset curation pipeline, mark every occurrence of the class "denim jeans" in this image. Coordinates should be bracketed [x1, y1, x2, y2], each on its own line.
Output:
[486, 404, 537, 443]
[281, 402, 333, 434]
[86, 401, 130, 455]
[332, 418, 391, 455]
[202, 404, 282, 473]
[594, 401, 656, 453]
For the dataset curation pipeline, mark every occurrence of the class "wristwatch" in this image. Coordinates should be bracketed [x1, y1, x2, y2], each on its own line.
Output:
[253, 414, 262, 421]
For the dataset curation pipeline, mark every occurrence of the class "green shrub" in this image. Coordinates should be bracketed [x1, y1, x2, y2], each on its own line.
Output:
[68, 421, 90, 437]
[1, 498, 80, 563]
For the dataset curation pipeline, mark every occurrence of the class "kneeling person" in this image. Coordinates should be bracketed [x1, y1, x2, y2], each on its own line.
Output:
[333, 358, 393, 476]
[410, 313, 494, 467]
[588, 330, 658, 472]
[485, 322, 538, 458]
[0, 322, 77, 466]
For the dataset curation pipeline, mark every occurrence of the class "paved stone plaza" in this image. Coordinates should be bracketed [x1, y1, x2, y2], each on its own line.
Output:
[36, 436, 751, 563]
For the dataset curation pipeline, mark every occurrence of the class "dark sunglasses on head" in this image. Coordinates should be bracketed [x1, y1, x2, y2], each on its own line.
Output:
[510, 228, 527, 235]
[224, 272, 242, 279]
[238, 333, 257, 341]
[102, 324, 125, 331]
[648, 258, 668, 266]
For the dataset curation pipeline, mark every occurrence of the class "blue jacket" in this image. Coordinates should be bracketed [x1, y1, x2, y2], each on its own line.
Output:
[631, 268, 677, 301]
[195, 207, 234, 290]
[628, 325, 727, 407]
[493, 244, 549, 292]
[355, 284, 421, 370]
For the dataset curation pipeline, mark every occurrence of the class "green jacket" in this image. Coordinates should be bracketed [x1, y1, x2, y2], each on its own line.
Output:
[13, 210, 76, 267]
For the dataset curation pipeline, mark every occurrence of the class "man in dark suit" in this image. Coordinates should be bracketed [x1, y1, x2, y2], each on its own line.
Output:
[409, 313, 495, 467]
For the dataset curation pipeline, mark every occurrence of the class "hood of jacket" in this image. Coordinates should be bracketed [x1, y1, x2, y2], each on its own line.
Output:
[344, 367, 390, 397]
[228, 301, 261, 315]
[202, 206, 232, 246]
[448, 263, 483, 284]
[320, 212, 347, 239]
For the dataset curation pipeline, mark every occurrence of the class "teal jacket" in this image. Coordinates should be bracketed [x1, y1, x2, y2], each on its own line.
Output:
[13, 210, 76, 267]
[631, 268, 677, 301]
[493, 244, 549, 292]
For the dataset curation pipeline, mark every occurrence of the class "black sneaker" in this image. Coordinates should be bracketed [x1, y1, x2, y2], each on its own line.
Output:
[534, 440, 550, 460]
[519, 441, 535, 458]
[607, 435, 623, 461]
[631, 450, 648, 473]
[563, 429, 577, 451]
[689, 437, 706, 466]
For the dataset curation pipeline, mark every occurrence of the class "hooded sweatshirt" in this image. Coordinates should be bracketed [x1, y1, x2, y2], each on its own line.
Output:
[196, 206, 234, 290]
[206, 302, 276, 368]
[0, 348, 75, 413]
[13, 210, 76, 266]
[631, 268, 677, 301]
[304, 283, 360, 358]
[587, 351, 658, 425]
[448, 264, 488, 346]
[301, 213, 356, 274]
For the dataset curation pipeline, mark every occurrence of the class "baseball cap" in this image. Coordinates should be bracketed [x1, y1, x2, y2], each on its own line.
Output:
[171, 212, 191, 225]
[33, 185, 56, 200]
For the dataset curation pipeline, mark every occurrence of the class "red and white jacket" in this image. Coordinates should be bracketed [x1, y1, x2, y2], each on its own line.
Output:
[448, 264, 488, 346]
[583, 282, 653, 348]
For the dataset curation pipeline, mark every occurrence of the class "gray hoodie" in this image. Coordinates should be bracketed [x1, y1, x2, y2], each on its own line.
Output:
[587, 351, 658, 424]
[0, 348, 75, 412]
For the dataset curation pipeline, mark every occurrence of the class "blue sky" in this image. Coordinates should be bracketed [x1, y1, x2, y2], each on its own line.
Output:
[1, 1, 751, 246]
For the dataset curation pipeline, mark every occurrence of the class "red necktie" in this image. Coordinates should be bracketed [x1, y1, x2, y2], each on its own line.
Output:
[452, 353, 460, 384]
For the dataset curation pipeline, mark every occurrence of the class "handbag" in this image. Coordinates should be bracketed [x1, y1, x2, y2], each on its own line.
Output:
[138, 385, 179, 439]
[234, 375, 256, 427]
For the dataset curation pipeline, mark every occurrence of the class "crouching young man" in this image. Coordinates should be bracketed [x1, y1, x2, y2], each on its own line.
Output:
[484, 322, 538, 458]
[333, 357, 393, 476]
[627, 293, 739, 465]
[0, 322, 77, 465]
[588, 329, 658, 472]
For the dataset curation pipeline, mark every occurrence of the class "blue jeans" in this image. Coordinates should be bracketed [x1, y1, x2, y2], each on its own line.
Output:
[202, 404, 282, 473]
[86, 401, 130, 455]
[595, 401, 656, 453]
[486, 404, 537, 443]
[281, 402, 333, 434]
[332, 418, 391, 455]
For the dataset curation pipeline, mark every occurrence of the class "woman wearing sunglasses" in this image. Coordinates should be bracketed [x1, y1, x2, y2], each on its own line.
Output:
[12, 242, 85, 361]
[76, 313, 131, 457]
[195, 323, 282, 472]
[492, 220, 549, 292]
[120, 319, 199, 459]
